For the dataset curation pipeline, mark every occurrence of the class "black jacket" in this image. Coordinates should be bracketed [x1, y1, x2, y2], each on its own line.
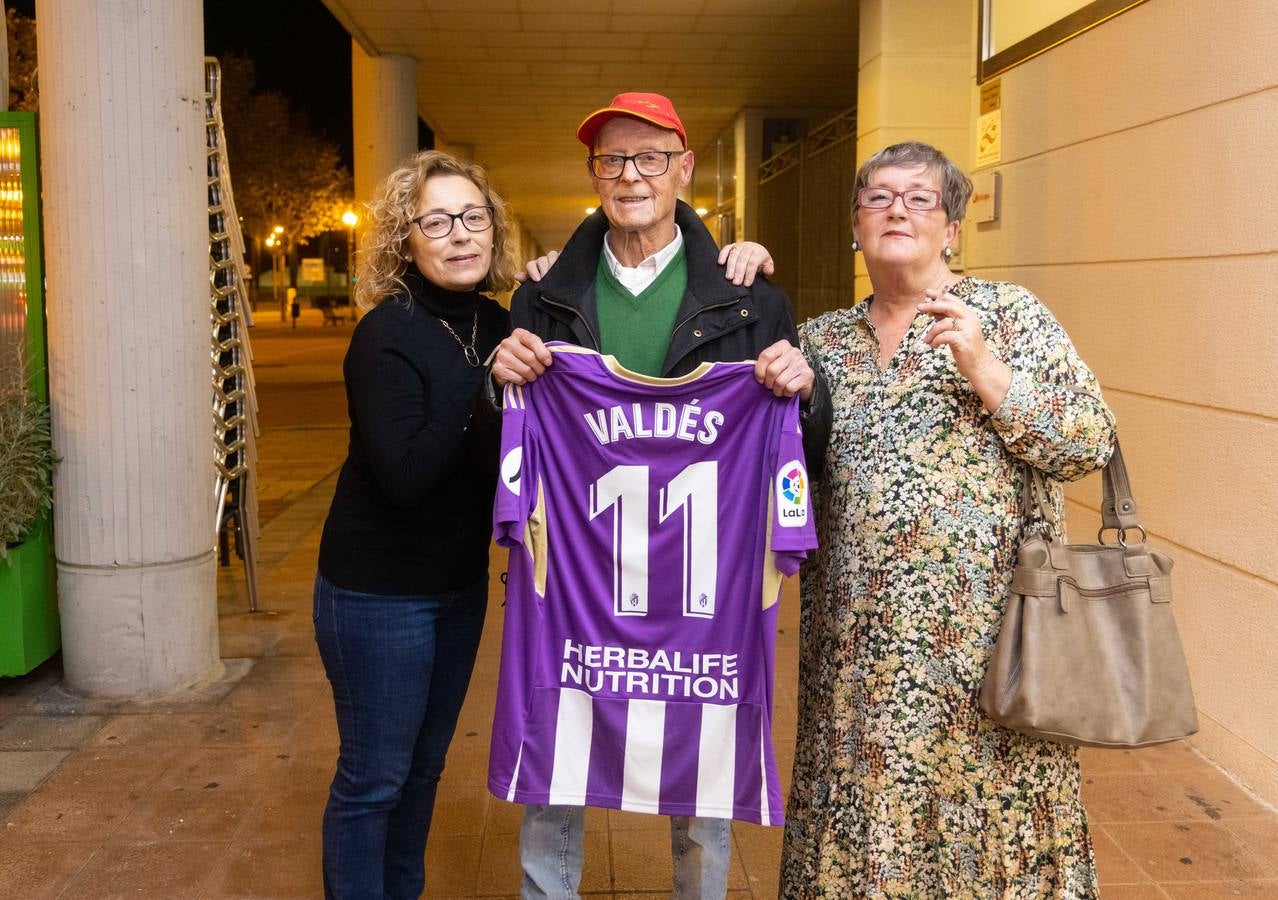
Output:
[319, 268, 510, 595]
[507, 200, 830, 473]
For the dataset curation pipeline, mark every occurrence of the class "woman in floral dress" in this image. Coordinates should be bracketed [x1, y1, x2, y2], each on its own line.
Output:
[782, 141, 1115, 898]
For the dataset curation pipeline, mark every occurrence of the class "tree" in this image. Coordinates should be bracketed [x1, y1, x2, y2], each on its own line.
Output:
[6, 9, 38, 112]
[215, 55, 352, 274]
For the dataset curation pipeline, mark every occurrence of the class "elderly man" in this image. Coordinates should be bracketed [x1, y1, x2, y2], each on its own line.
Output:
[491, 92, 829, 899]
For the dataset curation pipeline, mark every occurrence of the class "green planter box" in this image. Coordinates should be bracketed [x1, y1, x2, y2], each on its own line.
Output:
[0, 518, 60, 676]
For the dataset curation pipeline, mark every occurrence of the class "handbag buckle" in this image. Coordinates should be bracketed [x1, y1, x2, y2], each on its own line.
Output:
[1097, 524, 1147, 548]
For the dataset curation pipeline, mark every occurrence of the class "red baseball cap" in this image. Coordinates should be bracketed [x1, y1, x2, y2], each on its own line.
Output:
[576, 92, 687, 149]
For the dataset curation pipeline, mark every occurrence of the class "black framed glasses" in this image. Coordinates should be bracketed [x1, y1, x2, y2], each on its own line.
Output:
[856, 188, 943, 211]
[587, 151, 685, 179]
[413, 206, 494, 239]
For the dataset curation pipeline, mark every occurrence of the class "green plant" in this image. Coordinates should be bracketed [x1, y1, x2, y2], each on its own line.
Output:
[0, 380, 56, 564]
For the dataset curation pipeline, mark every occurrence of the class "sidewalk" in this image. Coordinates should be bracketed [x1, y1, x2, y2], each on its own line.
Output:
[1, 310, 1275, 898]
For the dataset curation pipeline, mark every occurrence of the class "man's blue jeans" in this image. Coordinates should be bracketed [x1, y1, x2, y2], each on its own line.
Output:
[313, 572, 487, 900]
[519, 804, 731, 899]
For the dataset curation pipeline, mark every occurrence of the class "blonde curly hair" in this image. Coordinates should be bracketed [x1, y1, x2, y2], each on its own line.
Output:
[356, 150, 518, 310]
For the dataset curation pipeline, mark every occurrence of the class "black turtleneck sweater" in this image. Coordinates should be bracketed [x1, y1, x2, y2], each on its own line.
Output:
[318, 268, 510, 595]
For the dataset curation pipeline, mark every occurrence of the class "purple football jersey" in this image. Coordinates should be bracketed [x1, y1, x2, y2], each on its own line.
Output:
[489, 344, 816, 825]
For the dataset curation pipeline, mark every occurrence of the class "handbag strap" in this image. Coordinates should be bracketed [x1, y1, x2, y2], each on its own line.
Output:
[1100, 438, 1142, 532]
[1021, 436, 1143, 545]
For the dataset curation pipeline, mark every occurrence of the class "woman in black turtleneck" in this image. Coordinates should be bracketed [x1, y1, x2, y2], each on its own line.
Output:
[314, 150, 514, 900]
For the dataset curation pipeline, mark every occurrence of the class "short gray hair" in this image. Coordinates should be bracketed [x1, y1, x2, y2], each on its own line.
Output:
[852, 141, 973, 223]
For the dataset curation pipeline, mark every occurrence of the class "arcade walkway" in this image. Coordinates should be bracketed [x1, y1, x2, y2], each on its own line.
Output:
[1, 309, 1276, 898]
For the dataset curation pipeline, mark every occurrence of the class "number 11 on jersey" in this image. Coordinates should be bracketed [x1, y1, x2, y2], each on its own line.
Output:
[588, 462, 719, 620]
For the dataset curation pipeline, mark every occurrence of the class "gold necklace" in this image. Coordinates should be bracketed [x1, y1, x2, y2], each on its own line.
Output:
[435, 310, 480, 367]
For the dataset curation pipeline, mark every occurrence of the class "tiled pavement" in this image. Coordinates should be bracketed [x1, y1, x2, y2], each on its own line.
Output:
[1, 309, 1276, 898]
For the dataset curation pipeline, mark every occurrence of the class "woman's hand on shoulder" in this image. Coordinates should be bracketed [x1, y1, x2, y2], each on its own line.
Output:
[718, 242, 775, 286]
[514, 250, 560, 284]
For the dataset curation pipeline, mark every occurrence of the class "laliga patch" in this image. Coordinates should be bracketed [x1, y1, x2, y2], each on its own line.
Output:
[501, 447, 523, 496]
[776, 459, 807, 527]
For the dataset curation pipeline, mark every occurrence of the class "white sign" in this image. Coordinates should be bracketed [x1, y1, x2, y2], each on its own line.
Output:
[300, 257, 325, 283]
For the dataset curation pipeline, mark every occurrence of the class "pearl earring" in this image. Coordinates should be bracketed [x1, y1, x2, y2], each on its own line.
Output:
[942, 246, 953, 261]
[851, 240, 860, 252]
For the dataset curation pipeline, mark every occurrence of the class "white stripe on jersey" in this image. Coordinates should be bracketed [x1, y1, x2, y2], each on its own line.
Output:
[697, 704, 737, 817]
[548, 688, 593, 804]
[506, 745, 523, 803]
[758, 718, 771, 825]
[621, 699, 665, 811]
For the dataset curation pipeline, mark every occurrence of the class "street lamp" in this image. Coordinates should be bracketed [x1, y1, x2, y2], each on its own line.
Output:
[341, 210, 358, 315]
[268, 226, 285, 321]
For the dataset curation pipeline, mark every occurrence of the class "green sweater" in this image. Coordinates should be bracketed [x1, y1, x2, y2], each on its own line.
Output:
[595, 248, 688, 377]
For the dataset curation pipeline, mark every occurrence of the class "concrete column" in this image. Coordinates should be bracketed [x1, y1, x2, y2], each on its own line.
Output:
[36, 0, 219, 697]
[855, 0, 975, 296]
[352, 40, 417, 207]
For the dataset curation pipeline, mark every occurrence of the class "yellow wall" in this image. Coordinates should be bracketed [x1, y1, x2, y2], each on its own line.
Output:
[964, 0, 1278, 804]
[859, 0, 1278, 805]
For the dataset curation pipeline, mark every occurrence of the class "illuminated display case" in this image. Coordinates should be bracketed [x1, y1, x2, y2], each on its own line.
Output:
[0, 110, 59, 676]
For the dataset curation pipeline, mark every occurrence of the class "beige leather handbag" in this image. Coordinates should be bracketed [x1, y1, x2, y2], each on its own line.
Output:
[979, 440, 1199, 748]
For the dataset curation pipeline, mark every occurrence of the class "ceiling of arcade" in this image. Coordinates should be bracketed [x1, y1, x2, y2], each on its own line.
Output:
[321, 0, 858, 249]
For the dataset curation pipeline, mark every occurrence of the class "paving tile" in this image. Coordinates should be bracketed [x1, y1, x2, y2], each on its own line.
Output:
[1106, 822, 1278, 882]
[1081, 773, 1202, 823]
[195, 709, 304, 748]
[1225, 818, 1278, 869]
[1138, 740, 1217, 772]
[608, 807, 671, 831]
[218, 680, 325, 718]
[87, 712, 216, 749]
[37, 745, 180, 794]
[1094, 825, 1153, 884]
[0, 749, 70, 791]
[110, 788, 257, 841]
[1160, 881, 1278, 898]
[1080, 746, 1157, 775]
[0, 714, 105, 750]
[154, 746, 294, 793]
[0, 791, 24, 818]
[200, 836, 325, 899]
[235, 787, 326, 841]
[0, 839, 99, 900]
[432, 782, 491, 836]
[1098, 886, 1172, 899]
[484, 796, 526, 834]
[27, 683, 125, 716]
[1167, 770, 1275, 821]
[733, 820, 783, 894]
[2, 790, 139, 840]
[58, 839, 227, 898]
[456, 830, 506, 896]
[239, 656, 326, 685]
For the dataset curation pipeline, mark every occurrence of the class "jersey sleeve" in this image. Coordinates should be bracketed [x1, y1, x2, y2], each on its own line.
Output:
[768, 396, 817, 575]
[494, 382, 536, 547]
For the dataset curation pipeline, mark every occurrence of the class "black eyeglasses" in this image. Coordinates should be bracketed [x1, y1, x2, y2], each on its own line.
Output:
[856, 188, 943, 211]
[413, 206, 494, 239]
[587, 151, 685, 179]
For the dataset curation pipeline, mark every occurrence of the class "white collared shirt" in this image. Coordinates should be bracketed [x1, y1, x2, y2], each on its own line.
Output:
[602, 226, 684, 296]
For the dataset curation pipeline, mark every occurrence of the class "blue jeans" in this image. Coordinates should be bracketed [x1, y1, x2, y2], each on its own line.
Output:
[519, 805, 731, 899]
[314, 572, 487, 900]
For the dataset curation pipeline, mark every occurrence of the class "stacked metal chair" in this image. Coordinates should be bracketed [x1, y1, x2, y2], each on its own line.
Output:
[205, 57, 262, 612]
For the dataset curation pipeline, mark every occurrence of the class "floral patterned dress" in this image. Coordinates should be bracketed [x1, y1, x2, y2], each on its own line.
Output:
[782, 278, 1115, 899]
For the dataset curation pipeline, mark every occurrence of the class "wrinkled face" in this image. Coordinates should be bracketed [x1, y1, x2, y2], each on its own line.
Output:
[407, 174, 494, 292]
[590, 117, 693, 236]
[852, 164, 959, 270]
